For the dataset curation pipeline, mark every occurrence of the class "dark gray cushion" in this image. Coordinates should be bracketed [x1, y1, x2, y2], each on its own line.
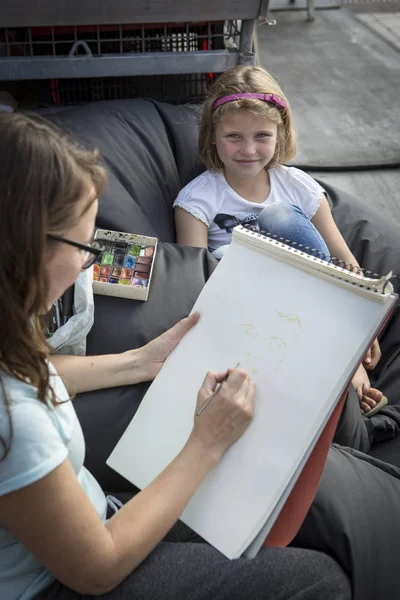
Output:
[322, 180, 400, 465]
[49, 100, 182, 241]
[294, 444, 400, 600]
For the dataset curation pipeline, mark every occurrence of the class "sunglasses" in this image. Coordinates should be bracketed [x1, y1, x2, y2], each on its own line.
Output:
[48, 234, 105, 269]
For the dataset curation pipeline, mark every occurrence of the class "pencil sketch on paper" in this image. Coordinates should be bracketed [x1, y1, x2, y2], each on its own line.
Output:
[276, 311, 302, 329]
[239, 310, 302, 374]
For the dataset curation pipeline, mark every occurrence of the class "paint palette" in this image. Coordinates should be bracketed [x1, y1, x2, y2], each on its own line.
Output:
[92, 229, 157, 301]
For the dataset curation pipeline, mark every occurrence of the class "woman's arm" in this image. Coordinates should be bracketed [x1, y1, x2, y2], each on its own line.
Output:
[174, 207, 208, 248]
[0, 443, 217, 595]
[311, 196, 359, 267]
[50, 350, 144, 396]
[0, 369, 254, 596]
[51, 313, 199, 396]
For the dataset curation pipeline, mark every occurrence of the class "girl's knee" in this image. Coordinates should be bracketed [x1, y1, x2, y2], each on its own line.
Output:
[258, 202, 306, 236]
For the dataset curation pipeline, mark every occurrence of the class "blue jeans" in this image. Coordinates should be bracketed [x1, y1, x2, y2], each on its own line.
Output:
[258, 202, 330, 261]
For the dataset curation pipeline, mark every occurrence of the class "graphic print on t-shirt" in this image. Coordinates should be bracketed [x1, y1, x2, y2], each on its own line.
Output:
[213, 212, 260, 233]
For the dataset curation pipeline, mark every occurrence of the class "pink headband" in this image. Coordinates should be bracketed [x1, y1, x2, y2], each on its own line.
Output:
[213, 92, 287, 111]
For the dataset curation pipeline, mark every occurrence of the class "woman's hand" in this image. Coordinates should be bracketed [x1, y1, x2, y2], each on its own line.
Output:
[362, 337, 381, 371]
[140, 312, 200, 381]
[189, 368, 256, 458]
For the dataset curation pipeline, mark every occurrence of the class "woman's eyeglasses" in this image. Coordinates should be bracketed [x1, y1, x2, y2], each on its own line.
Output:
[48, 234, 105, 269]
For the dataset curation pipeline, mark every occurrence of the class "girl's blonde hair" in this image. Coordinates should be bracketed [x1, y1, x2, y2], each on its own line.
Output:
[199, 66, 296, 171]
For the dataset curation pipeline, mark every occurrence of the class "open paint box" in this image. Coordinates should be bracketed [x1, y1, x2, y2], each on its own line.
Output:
[92, 229, 157, 301]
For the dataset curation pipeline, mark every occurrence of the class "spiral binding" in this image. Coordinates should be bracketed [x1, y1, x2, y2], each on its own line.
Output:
[241, 223, 383, 280]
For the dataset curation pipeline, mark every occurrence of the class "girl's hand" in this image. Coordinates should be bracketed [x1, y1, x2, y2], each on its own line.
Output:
[352, 363, 383, 414]
[190, 368, 255, 458]
[140, 313, 200, 381]
[362, 337, 381, 371]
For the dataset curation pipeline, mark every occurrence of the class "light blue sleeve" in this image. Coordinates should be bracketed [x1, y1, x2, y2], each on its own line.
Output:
[0, 399, 68, 496]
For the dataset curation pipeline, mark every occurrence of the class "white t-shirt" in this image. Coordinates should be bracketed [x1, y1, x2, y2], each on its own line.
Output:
[173, 166, 325, 253]
[0, 364, 107, 600]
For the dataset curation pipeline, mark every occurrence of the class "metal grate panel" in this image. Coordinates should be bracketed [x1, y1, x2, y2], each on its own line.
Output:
[44, 73, 216, 105]
[0, 22, 226, 58]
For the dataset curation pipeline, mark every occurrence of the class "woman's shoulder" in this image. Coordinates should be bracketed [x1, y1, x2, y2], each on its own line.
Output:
[0, 367, 72, 448]
[0, 364, 69, 407]
[0, 370, 39, 406]
[0, 369, 73, 496]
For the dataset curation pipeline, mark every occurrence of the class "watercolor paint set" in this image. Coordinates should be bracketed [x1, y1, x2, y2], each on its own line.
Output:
[92, 229, 157, 301]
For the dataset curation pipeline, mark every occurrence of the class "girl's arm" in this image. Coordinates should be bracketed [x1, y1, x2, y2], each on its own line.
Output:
[311, 195, 359, 267]
[312, 195, 381, 372]
[174, 207, 208, 248]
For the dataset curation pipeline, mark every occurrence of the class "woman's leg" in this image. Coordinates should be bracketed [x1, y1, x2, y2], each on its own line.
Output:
[35, 543, 351, 600]
[258, 202, 330, 260]
[35, 492, 350, 599]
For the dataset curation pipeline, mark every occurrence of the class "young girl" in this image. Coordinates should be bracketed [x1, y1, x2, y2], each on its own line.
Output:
[0, 113, 352, 600]
[174, 65, 385, 416]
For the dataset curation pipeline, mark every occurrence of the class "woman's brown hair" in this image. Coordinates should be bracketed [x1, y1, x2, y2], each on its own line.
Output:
[0, 113, 107, 459]
[199, 65, 297, 171]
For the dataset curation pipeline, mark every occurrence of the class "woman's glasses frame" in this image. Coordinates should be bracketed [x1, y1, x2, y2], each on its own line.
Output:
[48, 234, 105, 269]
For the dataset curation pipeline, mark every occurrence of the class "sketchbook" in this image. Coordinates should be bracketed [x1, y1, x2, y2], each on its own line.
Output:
[107, 224, 397, 560]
